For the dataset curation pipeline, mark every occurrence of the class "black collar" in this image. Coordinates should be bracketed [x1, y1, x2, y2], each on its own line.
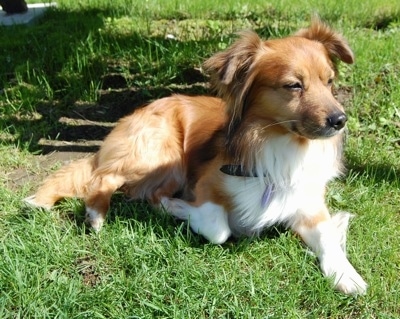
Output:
[220, 164, 259, 177]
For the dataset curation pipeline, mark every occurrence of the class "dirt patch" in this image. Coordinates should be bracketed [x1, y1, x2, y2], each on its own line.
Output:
[334, 86, 353, 107]
[75, 255, 101, 287]
[7, 151, 92, 192]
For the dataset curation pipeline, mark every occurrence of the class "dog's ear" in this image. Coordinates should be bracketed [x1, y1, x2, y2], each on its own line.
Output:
[295, 18, 354, 64]
[203, 31, 263, 137]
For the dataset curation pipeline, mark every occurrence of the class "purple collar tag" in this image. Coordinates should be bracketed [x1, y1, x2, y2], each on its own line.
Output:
[261, 184, 274, 207]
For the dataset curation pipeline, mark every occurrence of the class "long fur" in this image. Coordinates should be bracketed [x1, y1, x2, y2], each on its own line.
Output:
[25, 19, 367, 295]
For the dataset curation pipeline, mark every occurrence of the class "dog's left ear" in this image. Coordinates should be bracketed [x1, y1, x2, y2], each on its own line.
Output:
[203, 31, 263, 137]
[295, 18, 354, 64]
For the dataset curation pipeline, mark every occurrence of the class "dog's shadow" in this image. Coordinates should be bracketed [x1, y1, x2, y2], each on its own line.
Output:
[29, 193, 287, 249]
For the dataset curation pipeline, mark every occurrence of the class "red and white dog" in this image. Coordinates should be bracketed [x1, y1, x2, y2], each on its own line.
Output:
[26, 20, 367, 294]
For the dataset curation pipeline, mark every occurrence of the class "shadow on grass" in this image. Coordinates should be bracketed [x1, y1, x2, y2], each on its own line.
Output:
[1, 6, 216, 152]
[345, 153, 400, 185]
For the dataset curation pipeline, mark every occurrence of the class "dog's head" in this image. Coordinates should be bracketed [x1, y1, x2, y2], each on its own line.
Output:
[204, 19, 354, 141]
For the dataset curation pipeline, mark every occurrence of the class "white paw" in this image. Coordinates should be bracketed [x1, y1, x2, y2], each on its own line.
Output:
[321, 257, 367, 295]
[85, 207, 104, 232]
[160, 196, 191, 220]
[334, 270, 367, 295]
[161, 197, 231, 244]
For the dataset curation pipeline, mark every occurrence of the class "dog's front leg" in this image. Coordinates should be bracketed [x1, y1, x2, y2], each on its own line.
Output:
[161, 197, 232, 244]
[292, 209, 367, 295]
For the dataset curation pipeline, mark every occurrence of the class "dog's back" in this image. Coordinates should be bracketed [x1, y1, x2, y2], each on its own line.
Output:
[25, 95, 226, 223]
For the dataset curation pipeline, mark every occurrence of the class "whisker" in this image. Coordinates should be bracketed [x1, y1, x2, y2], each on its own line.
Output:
[262, 120, 299, 130]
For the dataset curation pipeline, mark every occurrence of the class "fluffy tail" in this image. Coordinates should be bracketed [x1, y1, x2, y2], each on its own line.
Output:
[24, 155, 96, 209]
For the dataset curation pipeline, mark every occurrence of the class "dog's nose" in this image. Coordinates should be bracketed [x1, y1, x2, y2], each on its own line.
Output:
[327, 112, 347, 130]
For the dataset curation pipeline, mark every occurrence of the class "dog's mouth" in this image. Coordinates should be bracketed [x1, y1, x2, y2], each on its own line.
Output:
[290, 112, 347, 139]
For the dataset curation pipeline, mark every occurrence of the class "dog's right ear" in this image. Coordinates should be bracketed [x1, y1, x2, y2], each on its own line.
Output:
[295, 18, 354, 65]
[203, 31, 263, 137]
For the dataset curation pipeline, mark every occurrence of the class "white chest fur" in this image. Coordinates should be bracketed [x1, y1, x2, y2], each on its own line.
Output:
[224, 135, 342, 236]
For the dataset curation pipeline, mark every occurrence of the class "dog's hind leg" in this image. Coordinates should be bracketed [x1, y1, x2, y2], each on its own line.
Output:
[84, 173, 125, 231]
[161, 197, 232, 244]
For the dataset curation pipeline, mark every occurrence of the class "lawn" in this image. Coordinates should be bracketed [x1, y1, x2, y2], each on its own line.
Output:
[0, 0, 399, 318]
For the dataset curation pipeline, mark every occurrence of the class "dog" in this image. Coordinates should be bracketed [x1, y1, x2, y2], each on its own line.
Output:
[25, 19, 367, 295]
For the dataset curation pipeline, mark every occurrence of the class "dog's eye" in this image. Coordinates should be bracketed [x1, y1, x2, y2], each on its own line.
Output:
[327, 78, 334, 86]
[284, 83, 303, 90]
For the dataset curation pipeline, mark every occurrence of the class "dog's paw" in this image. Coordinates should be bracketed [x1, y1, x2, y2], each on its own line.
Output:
[161, 197, 231, 244]
[334, 270, 367, 295]
[85, 207, 104, 232]
[321, 257, 367, 295]
[160, 197, 189, 220]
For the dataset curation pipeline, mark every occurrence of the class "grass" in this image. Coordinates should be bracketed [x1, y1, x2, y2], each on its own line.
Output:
[1, 0, 400, 318]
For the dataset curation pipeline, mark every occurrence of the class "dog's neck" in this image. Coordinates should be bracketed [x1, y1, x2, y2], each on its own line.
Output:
[220, 164, 275, 208]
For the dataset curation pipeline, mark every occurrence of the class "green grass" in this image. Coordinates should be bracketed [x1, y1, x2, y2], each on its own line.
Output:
[1, 0, 400, 318]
